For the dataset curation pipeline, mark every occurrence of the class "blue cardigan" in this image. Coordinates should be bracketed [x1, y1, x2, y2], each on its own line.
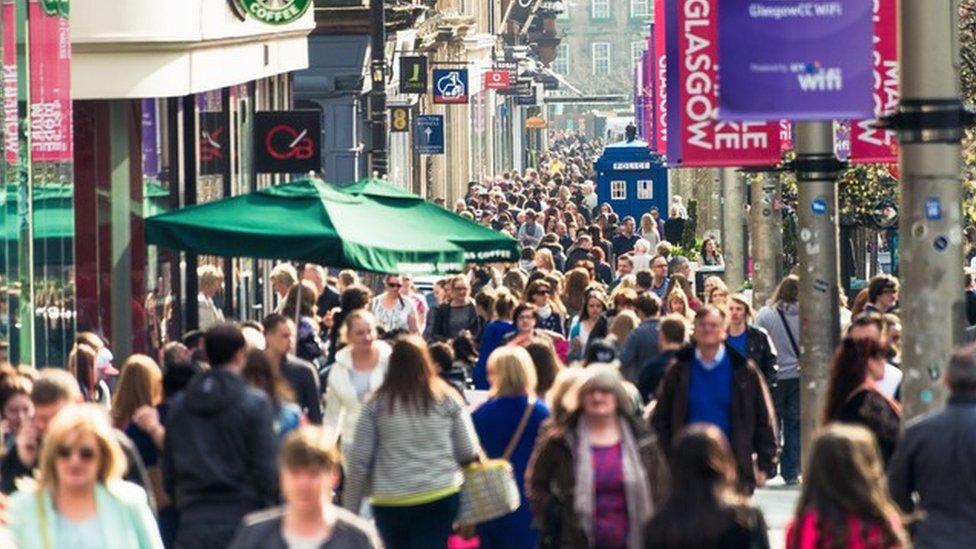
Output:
[473, 320, 516, 389]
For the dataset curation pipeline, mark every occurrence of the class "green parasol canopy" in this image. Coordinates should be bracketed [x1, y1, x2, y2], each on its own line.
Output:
[144, 177, 517, 274]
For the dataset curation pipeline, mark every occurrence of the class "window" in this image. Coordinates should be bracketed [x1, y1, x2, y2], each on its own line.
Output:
[611, 180, 627, 200]
[632, 41, 645, 71]
[630, 0, 651, 18]
[592, 42, 611, 76]
[591, 0, 610, 20]
[554, 43, 570, 75]
[637, 180, 653, 199]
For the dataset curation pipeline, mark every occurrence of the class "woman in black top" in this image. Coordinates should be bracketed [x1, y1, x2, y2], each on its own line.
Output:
[822, 337, 901, 464]
[645, 424, 769, 548]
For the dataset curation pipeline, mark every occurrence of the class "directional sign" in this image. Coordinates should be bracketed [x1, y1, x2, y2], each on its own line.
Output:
[484, 70, 511, 90]
[516, 85, 538, 106]
[253, 110, 321, 173]
[389, 106, 411, 133]
[414, 115, 444, 155]
[432, 69, 469, 104]
[399, 56, 428, 94]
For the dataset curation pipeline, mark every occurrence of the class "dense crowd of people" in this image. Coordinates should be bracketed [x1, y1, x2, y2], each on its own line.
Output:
[0, 131, 970, 548]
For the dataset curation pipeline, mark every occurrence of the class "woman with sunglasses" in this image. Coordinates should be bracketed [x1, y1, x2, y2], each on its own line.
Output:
[823, 337, 901, 465]
[525, 279, 566, 337]
[8, 404, 163, 548]
[370, 274, 419, 336]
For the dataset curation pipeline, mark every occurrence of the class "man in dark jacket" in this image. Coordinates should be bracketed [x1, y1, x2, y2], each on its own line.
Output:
[164, 323, 278, 549]
[650, 306, 779, 494]
[887, 346, 976, 549]
[0, 369, 151, 500]
[263, 313, 323, 424]
[727, 294, 778, 385]
[619, 293, 662, 382]
[564, 234, 596, 272]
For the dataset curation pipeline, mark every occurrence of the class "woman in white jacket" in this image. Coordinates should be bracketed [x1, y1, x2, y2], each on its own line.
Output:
[324, 309, 392, 457]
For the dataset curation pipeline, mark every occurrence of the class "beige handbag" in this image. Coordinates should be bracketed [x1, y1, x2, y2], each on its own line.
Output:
[457, 400, 534, 526]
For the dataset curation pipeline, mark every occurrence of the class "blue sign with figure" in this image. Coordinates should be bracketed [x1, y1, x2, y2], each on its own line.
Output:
[432, 69, 469, 104]
[414, 115, 445, 155]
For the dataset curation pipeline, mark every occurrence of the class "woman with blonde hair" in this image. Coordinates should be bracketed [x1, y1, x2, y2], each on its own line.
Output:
[608, 310, 640, 351]
[639, 213, 661, 250]
[472, 346, 551, 548]
[534, 248, 557, 273]
[110, 355, 163, 430]
[665, 289, 694, 323]
[8, 404, 163, 548]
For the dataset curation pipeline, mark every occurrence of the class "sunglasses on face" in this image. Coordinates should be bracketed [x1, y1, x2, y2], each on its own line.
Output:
[56, 445, 97, 462]
[534, 289, 550, 295]
[387, 282, 402, 288]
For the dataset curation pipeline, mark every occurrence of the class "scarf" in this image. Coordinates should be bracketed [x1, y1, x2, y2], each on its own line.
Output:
[537, 304, 553, 320]
[573, 418, 655, 549]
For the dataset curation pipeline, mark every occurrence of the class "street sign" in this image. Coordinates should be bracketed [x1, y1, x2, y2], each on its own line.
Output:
[389, 106, 411, 133]
[414, 115, 444, 155]
[253, 110, 321, 173]
[399, 56, 428, 94]
[499, 78, 533, 97]
[516, 85, 538, 106]
[432, 69, 469, 104]
[484, 70, 511, 90]
[494, 61, 518, 72]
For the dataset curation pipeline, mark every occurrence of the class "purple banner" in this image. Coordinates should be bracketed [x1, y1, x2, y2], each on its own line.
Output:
[717, 0, 874, 121]
[142, 99, 159, 179]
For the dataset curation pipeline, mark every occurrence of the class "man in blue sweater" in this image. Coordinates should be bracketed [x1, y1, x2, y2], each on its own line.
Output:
[650, 305, 779, 494]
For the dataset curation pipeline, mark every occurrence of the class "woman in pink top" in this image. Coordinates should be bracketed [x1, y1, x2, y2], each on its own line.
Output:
[787, 424, 906, 549]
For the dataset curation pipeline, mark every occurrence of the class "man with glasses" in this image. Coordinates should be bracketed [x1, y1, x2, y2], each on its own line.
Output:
[651, 306, 778, 494]
[649, 255, 670, 299]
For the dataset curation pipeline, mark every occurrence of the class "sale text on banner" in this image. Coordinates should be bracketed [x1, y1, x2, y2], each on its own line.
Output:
[716, 0, 874, 121]
[851, 0, 898, 163]
[29, 5, 73, 163]
[665, 0, 781, 167]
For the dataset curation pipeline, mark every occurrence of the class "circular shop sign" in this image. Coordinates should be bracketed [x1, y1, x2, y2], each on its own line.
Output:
[235, 0, 312, 25]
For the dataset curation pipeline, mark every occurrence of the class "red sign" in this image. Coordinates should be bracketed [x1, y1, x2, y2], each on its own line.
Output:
[653, 0, 667, 157]
[3, 3, 17, 164]
[28, 6, 72, 163]
[851, 0, 899, 163]
[484, 70, 511, 90]
[667, 0, 780, 167]
[779, 121, 793, 152]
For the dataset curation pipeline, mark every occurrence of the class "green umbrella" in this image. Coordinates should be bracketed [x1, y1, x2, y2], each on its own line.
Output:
[144, 177, 517, 274]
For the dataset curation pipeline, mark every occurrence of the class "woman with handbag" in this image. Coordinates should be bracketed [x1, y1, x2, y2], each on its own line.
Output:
[342, 335, 480, 548]
[472, 346, 550, 548]
[8, 404, 163, 549]
[526, 366, 669, 549]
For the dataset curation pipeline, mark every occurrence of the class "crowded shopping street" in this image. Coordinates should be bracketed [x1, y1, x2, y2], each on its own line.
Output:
[1, 0, 976, 548]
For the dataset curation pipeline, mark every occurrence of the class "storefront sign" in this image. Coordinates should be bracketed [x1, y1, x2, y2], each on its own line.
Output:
[414, 115, 444, 155]
[432, 69, 469, 104]
[652, 0, 668, 157]
[233, 0, 311, 25]
[851, 0, 899, 163]
[29, 4, 73, 163]
[142, 99, 160, 179]
[665, 0, 780, 166]
[253, 110, 321, 173]
[3, 3, 18, 164]
[484, 70, 511, 90]
[717, 0, 874, 120]
[399, 56, 428, 94]
[199, 112, 227, 176]
[389, 106, 411, 133]
[516, 85, 538, 106]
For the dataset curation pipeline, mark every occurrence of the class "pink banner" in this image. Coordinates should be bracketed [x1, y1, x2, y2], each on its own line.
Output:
[851, 0, 898, 163]
[653, 0, 667, 158]
[779, 121, 793, 152]
[667, 0, 780, 167]
[642, 33, 654, 150]
[3, 3, 17, 164]
[28, 4, 72, 163]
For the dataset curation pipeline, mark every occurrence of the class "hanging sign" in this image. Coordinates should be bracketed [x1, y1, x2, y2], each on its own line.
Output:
[665, 0, 780, 167]
[29, 4, 73, 163]
[503, 0, 543, 31]
[652, 0, 668, 158]
[3, 3, 18, 164]
[253, 110, 321, 173]
[389, 106, 411, 133]
[432, 69, 469, 104]
[414, 115, 445, 155]
[233, 0, 312, 25]
[851, 0, 899, 163]
[484, 70, 511, 90]
[399, 56, 428, 94]
[717, 0, 874, 121]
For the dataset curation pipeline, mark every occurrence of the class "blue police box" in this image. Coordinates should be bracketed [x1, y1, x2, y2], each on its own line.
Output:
[594, 137, 668, 222]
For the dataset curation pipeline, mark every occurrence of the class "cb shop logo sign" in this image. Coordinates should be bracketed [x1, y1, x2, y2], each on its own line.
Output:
[232, 0, 311, 25]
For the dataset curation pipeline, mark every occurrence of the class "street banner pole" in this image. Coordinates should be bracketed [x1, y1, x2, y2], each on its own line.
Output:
[888, 0, 970, 418]
[720, 167, 745, 291]
[795, 121, 843, 461]
[368, 0, 387, 177]
[749, 171, 783, 306]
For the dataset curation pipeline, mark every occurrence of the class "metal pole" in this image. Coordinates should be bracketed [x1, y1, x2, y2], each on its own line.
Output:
[368, 0, 387, 177]
[890, 0, 969, 418]
[749, 171, 783, 306]
[794, 120, 842, 460]
[720, 167, 745, 291]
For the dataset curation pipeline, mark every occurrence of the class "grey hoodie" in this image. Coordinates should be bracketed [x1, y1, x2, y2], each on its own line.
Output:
[755, 302, 800, 380]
